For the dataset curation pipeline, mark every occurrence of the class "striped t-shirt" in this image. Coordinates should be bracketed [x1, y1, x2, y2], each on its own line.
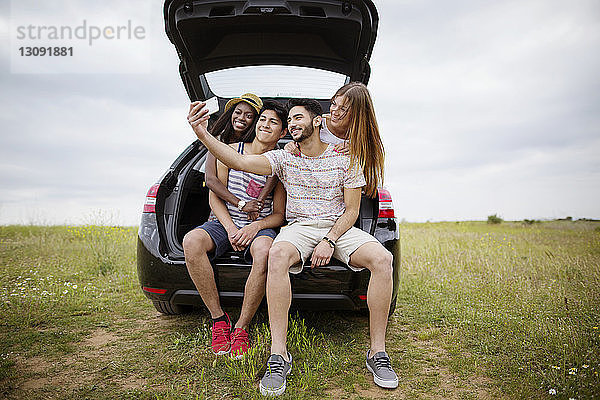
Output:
[263, 144, 365, 223]
[210, 142, 273, 228]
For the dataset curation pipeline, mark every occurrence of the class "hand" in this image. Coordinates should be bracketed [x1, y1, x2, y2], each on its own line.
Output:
[242, 199, 263, 214]
[333, 141, 350, 155]
[243, 199, 263, 221]
[231, 223, 261, 249]
[225, 226, 245, 252]
[310, 240, 334, 269]
[284, 141, 301, 156]
[187, 101, 211, 139]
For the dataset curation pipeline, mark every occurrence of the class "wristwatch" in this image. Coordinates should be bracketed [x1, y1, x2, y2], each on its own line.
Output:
[237, 200, 247, 211]
[322, 236, 336, 248]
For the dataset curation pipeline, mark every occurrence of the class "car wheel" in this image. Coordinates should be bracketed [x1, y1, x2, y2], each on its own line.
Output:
[152, 300, 192, 315]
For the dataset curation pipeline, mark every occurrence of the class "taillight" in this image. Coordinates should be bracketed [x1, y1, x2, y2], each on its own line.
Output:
[143, 184, 159, 213]
[378, 188, 395, 218]
[142, 286, 167, 294]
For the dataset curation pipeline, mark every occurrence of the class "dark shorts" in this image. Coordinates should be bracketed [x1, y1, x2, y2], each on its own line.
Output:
[194, 220, 277, 260]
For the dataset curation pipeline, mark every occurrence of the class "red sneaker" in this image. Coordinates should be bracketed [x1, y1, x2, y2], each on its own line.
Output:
[230, 327, 250, 359]
[211, 313, 231, 355]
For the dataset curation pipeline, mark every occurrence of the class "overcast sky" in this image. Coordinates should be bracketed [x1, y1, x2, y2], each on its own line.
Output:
[1, 0, 599, 225]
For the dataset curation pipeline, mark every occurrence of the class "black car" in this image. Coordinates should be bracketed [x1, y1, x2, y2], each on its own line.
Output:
[137, 0, 400, 316]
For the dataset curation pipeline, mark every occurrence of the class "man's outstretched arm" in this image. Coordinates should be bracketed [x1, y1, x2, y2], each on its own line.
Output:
[187, 101, 272, 176]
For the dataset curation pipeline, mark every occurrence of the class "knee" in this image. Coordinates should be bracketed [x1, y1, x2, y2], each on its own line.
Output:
[372, 249, 393, 276]
[250, 240, 271, 273]
[251, 238, 272, 262]
[183, 230, 210, 254]
[268, 245, 292, 274]
[182, 230, 195, 252]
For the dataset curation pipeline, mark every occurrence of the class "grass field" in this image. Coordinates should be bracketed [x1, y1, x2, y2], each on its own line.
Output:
[0, 221, 598, 399]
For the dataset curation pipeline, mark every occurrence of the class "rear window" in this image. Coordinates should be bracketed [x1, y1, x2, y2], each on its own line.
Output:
[204, 65, 348, 99]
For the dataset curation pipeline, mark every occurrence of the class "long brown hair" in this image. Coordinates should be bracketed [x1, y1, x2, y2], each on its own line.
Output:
[333, 82, 385, 198]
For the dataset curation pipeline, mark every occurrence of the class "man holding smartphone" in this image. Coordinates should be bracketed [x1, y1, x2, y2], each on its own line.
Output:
[188, 98, 397, 396]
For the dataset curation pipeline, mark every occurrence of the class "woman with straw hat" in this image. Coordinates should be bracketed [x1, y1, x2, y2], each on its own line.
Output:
[205, 93, 275, 219]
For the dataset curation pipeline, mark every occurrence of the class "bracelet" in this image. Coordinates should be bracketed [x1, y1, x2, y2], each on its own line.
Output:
[322, 236, 336, 248]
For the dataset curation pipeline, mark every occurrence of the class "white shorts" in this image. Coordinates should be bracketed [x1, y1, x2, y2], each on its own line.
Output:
[272, 220, 378, 274]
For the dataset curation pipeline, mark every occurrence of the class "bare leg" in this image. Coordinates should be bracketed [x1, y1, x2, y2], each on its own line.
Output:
[182, 229, 224, 319]
[235, 236, 273, 330]
[349, 241, 394, 354]
[267, 242, 300, 360]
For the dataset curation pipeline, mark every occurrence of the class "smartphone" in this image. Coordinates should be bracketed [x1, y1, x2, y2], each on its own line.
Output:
[204, 96, 220, 116]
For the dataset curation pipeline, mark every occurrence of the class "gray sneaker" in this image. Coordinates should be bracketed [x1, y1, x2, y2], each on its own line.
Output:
[259, 353, 293, 396]
[366, 350, 398, 389]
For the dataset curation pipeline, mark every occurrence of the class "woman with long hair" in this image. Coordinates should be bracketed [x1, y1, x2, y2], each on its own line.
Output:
[286, 82, 385, 198]
[206, 93, 275, 219]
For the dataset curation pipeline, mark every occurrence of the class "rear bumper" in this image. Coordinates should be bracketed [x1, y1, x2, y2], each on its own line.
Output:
[170, 289, 359, 311]
[137, 232, 400, 312]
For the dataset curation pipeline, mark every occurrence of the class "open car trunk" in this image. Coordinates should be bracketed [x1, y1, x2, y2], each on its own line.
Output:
[164, 0, 379, 100]
[158, 0, 382, 260]
[174, 152, 211, 242]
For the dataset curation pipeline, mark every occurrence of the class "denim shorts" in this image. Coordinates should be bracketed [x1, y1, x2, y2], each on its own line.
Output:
[195, 220, 277, 260]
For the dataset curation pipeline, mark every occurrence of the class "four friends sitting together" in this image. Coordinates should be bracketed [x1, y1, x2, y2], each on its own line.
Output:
[184, 83, 398, 396]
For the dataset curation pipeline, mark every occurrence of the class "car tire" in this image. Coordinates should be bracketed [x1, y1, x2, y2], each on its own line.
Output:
[152, 300, 192, 315]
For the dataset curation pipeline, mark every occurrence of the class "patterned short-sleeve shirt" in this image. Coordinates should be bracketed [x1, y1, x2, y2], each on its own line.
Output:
[263, 144, 366, 223]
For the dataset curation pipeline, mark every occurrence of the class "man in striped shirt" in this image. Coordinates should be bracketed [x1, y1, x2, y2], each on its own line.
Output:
[183, 101, 288, 359]
[188, 98, 397, 396]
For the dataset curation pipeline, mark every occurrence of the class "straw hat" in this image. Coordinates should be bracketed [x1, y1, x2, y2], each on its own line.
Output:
[224, 93, 263, 114]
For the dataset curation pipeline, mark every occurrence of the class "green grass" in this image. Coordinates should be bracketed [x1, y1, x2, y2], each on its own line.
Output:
[397, 221, 600, 399]
[0, 221, 598, 399]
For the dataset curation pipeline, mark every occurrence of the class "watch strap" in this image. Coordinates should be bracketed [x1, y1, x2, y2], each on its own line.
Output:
[322, 236, 336, 248]
[237, 200, 246, 211]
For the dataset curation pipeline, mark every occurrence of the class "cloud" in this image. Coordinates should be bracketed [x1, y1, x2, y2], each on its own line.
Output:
[0, 73, 193, 224]
[0, 0, 599, 224]
[367, 0, 600, 220]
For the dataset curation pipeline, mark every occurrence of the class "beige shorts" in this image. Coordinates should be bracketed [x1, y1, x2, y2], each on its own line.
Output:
[272, 220, 378, 274]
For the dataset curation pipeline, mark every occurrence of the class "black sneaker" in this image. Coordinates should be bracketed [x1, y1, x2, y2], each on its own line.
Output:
[366, 350, 398, 389]
[259, 353, 292, 396]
